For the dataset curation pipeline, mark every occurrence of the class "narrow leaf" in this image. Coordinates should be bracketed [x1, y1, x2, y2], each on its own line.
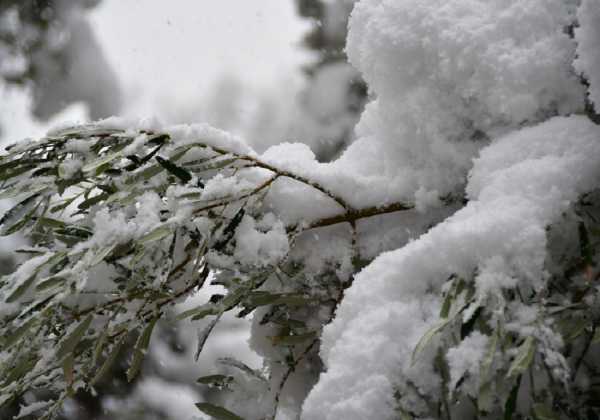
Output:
[138, 225, 172, 244]
[196, 374, 234, 388]
[506, 336, 536, 379]
[57, 314, 93, 360]
[195, 316, 221, 362]
[195, 402, 244, 420]
[155, 156, 192, 184]
[127, 317, 158, 382]
[90, 336, 125, 386]
[411, 318, 451, 365]
[504, 375, 522, 420]
[532, 403, 559, 420]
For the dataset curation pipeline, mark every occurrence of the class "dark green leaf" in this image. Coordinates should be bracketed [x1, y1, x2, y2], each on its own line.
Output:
[155, 156, 192, 184]
[138, 225, 172, 244]
[532, 403, 559, 420]
[35, 276, 66, 292]
[127, 317, 158, 382]
[2, 354, 40, 387]
[504, 375, 522, 420]
[78, 193, 110, 211]
[37, 217, 66, 229]
[176, 304, 218, 321]
[271, 331, 317, 346]
[506, 336, 536, 379]
[196, 374, 234, 388]
[217, 357, 267, 383]
[195, 403, 244, 420]
[2, 317, 38, 349]
[579, 221, 593, 265]
[57, 314, 93, 360]
[6, 274, 37, 303]
[195, 316, 221, 361]
[91, 336, 126, 386]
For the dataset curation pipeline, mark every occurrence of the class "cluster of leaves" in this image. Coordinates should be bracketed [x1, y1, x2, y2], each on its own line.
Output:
[0, 124, 349, 419]
[403, 192, 600, 420]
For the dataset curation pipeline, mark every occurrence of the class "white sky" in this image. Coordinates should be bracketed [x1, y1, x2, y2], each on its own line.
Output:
[89, 0, 311, 117]
[0, 0, 311, 141]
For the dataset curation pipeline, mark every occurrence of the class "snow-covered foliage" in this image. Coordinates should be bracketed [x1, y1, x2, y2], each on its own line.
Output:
[1, 0, 600, 419]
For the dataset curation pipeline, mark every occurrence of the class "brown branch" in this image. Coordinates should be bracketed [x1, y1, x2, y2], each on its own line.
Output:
[241, 158, 351, 211]
[192, 174, 279, 215]
[182, 141, 350, 210]
[300, 201, 415, 232]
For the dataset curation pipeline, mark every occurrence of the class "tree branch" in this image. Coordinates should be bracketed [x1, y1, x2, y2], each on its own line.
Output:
[299, 201, 415, 232]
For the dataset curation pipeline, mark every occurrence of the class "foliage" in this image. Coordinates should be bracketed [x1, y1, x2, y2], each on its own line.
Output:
[0, 123, 391, 419]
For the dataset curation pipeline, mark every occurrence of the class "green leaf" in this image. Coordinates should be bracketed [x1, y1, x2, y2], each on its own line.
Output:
[245, 292, 311, 308]
[271, 331, 317, 346]
[0, 164, 36, 181]
[175, 304, 218, 321]
[506, 336, 536, 379]
[37, 217, 67, 229]
[90, 336, 125, 386]
[195, 402, 244, 420]
[220, 286, 251, 310]
[138, 225, 172, 244]
[35, 276, 66, 292]
[189, 157, 238, 173]
[592, 328, 600, 344]
[480, 327, 499, 380]
[532, 403, 559, 420]
[196, 374, 234, 388]
[5, 251, 67, 302]
[77, 193, 110, 211]
[504, 375, 522, 420]
[6, 274, 37, 303]
[397, 407, 414, 420]
[2, 354, 40, 387]
[155, 156, 192, 184]
[478, 327, 500, 412]
[91, 328, 109, 369]
[0, 183, 48, 200]
[127, 317, 158, 382]
[195, 316, 221, 361]
[411, 318, 452, 365]
[82, 152, 122, 174]
[126, 164, 163, 184]
[2, 317, 38, 349]
[578, 221, 593, 265]
[63, 353, 75, 392]
[57, 314, 93, 360]
[0, 193, 41, 236]
[217, 357, 266, 383]
[562, 318, 589, 343]
[89, 245, 116, 267]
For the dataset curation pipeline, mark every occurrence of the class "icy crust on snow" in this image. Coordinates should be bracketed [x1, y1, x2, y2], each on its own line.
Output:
[302, 116, 600, 420]
[575, 0, 600, 106]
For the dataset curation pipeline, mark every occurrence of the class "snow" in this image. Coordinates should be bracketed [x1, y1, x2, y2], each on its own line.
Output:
[575, 0, 600, 106]
[302, 116, 600, 419]
[234, 215, 289, 267]
[104, 377, 206, 420]
[446, 331, 488, 393]
[14, 400, 53, 419]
